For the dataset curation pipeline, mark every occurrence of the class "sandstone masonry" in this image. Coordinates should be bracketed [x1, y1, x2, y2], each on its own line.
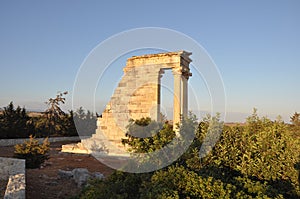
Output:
[62, 51, 192, 155]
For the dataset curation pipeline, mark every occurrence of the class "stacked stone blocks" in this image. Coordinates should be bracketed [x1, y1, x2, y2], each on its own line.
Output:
[62, 51, 192, 155]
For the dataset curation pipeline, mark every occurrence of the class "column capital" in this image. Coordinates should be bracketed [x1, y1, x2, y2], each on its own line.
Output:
[172, 67, 182, 76]
[172, 67, 192, 80]
[159, 69, 165, 78]
[182, 71, 192, 80]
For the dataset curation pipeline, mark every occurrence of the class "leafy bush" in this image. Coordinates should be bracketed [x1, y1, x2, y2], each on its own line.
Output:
[208, 112, 298, 192]
[75, 172, 147, 199]
[76, 110, 300, 199]
[122, 117, 175, 153]
[14, 135, 50, 168]
[290, 112, 300, 139]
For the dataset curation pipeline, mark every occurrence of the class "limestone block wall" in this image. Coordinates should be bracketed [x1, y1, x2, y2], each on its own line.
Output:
[97, 65, 161, 142]
[128, 83, 159, 120]
[85, 51, 192, 154]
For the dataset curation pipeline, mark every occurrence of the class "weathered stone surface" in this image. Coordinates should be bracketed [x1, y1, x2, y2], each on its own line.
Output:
[57, 168, 104, 187]
[0, 158, 26, 199]
[0, 157, 25, 180]
[72, 168, 91, 187]
[58, 169, 73, 179]
[4, 174, 25, 199]
[62, 51, 192, 155]
[93, 172, 104, 179]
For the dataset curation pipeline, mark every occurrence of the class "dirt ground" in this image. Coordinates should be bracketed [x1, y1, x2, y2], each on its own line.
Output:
[0, 141, 115, 199]
[0, 179, 7, 198]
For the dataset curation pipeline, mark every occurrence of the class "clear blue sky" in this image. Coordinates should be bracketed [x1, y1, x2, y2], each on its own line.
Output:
[0, 0, 299, 122]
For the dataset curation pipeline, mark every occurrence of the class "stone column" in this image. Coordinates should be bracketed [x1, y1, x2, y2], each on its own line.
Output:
[172, 68, 182, 131]
[156, 69, 165, 122]
[181, 75, 188, 118]
[151, 69, 163, 121]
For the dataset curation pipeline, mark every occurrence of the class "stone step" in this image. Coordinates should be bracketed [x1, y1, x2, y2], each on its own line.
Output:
[91, 130, 107, 140]
[62, 137, 129, 156]
[81, 137, 127, 155]
[61, 143, 90, 154]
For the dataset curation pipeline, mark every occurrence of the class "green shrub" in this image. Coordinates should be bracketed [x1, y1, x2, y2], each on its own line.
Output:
[0, 102, 32, 138]
[122, 117, 175, 153]
[76, 112, 300, 198]
[14, 135, 50, 168]
[75, 171, 147, 199]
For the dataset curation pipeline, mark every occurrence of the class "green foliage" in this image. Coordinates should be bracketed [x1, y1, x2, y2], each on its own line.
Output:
[1, 98, 299, 198]
[62, 110, 78, 136]
[33, 94, 97, 137]
[73, 107, 97, 137]
[14, 135, 50, 168]
[198, 113, 224, 159]
[140, 165, 233, 199]
[187, 110, 300, 198]
[290, 112, 300, 139]
[77, 110, 300, 199]
[0, 99, 98, 138]
[122, 117, 175, 153]
[35, 91, 68, 136]
[0, 102, 32, 138]
[75, 171, 148, 199]
[210, 112, 298, 183]
[290, 112, 300, 127]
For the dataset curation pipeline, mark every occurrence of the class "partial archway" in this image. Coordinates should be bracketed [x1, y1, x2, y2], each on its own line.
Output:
[63, 51, 192, 154]
[97, 51, 192, 141]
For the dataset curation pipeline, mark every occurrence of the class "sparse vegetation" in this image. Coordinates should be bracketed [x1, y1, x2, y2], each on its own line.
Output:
[34, 91, 69, 137]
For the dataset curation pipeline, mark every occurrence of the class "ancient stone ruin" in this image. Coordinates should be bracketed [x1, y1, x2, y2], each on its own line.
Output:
[62, 51, 192, 155]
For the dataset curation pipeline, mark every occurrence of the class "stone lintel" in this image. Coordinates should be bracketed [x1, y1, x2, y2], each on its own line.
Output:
[124, 51, 192, 73]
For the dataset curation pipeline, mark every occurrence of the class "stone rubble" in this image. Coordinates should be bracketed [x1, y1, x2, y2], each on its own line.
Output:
[58, 168, 104, 187]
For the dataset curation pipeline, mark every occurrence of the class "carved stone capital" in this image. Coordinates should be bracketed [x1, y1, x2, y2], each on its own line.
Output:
[172, 67, 182, 76]
[172, 67, 192, 80]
